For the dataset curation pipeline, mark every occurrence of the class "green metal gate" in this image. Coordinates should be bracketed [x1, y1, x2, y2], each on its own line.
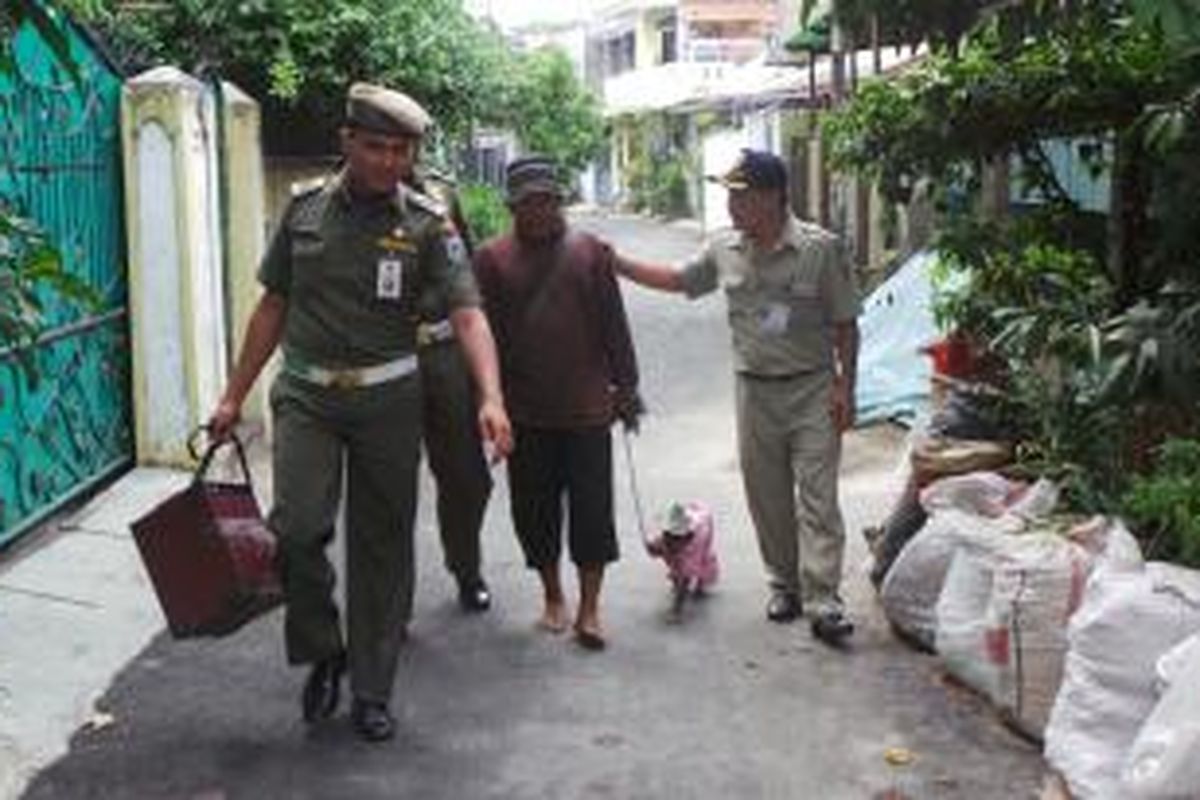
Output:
[0, 17, 132, 547]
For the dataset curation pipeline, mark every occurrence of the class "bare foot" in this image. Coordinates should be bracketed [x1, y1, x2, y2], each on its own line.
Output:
[573, 617, 606, 650]
[536, 602, 570, 634]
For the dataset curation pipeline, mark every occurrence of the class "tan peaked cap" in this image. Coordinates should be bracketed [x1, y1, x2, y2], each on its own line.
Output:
[345, 82, 431, 137]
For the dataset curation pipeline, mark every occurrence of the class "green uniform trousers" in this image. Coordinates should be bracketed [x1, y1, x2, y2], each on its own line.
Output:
[268, 370, 421, 704]
[418, 339, 493, 581]
[735, 370, 846, 610]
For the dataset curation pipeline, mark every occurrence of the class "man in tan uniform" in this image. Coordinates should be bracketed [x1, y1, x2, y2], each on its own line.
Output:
[209, 83, 512, 740]
[614, 149, 860, 646]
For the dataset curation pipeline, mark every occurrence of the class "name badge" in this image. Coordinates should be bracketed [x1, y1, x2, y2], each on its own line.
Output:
[760, 302, 790, 335]
[377, 257, 403, 300]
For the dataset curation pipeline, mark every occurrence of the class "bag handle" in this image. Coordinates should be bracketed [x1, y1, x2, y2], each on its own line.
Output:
[188, 426, 255, 493]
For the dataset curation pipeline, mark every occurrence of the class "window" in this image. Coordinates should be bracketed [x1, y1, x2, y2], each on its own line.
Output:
[605, 30, 636, 75]
[660, 23, 677, 64]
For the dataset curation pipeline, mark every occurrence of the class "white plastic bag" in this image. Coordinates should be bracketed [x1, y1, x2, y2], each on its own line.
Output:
[1122, 632, 1200, 798]
[1045, 563, 1200, 800]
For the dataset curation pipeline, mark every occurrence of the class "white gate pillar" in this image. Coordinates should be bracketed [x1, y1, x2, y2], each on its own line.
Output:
[122, 66, 227, 466]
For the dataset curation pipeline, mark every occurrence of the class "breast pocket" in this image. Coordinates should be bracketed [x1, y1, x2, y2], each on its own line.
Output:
[786, 280, 822, 329]
[290, 230, 327, 296]
[725, 278, 757, 330]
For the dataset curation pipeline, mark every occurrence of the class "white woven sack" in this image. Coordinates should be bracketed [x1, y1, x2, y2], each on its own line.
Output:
[935, 527, 1090, 739]
[881, 509, 1020, 649]
[1045, 563, 1200, 800]
[1122, 631, 1200, 798]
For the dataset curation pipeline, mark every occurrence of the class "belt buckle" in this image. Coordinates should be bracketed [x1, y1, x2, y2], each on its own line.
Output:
[329, 369, 362, 389]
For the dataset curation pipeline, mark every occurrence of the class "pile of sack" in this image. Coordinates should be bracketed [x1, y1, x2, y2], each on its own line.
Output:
[872, 470, 1200, 799]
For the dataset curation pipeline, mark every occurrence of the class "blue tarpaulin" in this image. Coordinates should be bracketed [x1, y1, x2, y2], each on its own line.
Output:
[854, 250, 940, 425]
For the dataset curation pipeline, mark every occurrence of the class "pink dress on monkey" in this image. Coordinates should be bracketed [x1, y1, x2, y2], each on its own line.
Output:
[648, 501, 719, 591]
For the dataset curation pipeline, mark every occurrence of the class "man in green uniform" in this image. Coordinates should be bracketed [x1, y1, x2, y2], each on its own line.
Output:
[613, 149, 860, 646]
[208, 83, 512, 741]
[409, 168, 494, 612]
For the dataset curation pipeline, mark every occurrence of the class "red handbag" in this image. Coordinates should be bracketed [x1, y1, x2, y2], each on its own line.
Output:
[131, 431, 283, 638]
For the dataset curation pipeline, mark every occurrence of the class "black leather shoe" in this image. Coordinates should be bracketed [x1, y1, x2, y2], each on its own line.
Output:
[811, 608, 855, 646]
[766, 592, 801, 623]
[301, 651, 346, 723]
[351, 699, 395, 742]
[457, 577, 491, 612]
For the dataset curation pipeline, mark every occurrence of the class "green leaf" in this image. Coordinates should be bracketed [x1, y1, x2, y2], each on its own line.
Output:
[1144, 106, 1189, 155]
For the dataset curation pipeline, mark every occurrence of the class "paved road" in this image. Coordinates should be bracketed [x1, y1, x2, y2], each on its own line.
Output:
[22, 212, 1044, 799]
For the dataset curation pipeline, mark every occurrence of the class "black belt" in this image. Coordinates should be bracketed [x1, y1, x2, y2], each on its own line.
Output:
[739, 371, 809, 382]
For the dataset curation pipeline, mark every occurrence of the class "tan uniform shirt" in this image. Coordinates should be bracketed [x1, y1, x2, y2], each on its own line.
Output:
[680, 217, 859, 375]
[259, 172, 479, 368]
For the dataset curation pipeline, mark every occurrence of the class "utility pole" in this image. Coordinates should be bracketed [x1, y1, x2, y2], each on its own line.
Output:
[830, 1, 846, 101]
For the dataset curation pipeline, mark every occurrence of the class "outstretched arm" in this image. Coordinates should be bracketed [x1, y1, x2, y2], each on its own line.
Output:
[450, 306, 513, 460]
[209, 291, 287, 440]
[613, 257, 687, 293]
[597, 248, 642, 430]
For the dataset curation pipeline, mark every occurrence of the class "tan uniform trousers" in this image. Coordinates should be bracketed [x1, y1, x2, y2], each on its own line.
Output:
[735, 369, 846, 609]
[269, 370, 421, 704]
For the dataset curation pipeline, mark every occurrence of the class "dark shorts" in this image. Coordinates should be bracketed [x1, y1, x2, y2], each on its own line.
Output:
[507, 424, 619, 568]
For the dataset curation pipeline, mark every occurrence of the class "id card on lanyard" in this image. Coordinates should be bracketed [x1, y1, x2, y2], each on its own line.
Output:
[377, 256, 403, 300]
[759, 302, 790, 335]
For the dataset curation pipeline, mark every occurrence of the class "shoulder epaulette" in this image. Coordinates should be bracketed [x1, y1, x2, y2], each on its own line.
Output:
[287, 178, 333, 229]
[289, 175, 328, 198]
[422, 166, 458, 188]
[406, 187, 448, 219]
[795, 219, 837, 243]
[709, 227, 740, 247]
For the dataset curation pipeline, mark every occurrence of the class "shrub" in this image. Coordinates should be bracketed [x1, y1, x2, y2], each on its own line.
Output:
[458, 183, 510, 244]
[627, 151, 691, 218]
[1122, 438, 1200, 567]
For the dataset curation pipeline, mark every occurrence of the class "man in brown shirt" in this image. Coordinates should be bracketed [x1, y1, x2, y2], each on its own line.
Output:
[474, 155, 641, 649]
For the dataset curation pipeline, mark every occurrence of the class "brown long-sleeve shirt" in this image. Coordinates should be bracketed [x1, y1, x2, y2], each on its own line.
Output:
[474, 231, 639, 428]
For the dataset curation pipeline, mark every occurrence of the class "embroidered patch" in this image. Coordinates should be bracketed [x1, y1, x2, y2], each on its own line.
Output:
[444, 232, 467, 266]
[378, 231, 416, 252]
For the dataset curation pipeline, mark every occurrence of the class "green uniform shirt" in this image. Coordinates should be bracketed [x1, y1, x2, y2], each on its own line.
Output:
[409, 169, 474, 326]
[680, 216, 859, 375]
[259, 171, 480, 368]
